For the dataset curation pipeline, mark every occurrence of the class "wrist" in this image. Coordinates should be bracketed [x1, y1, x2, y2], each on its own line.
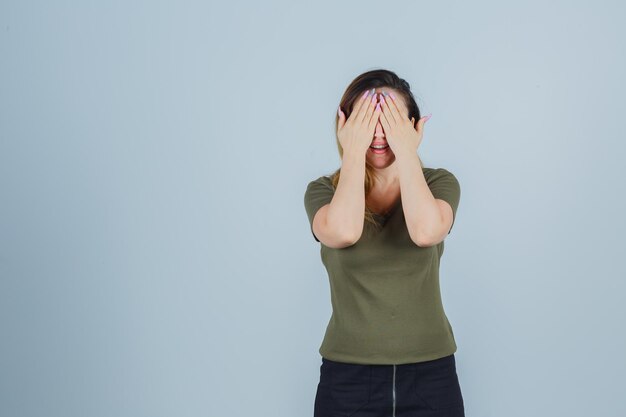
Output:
[393, 148, 419, 165]
[341, 148, 366, 164]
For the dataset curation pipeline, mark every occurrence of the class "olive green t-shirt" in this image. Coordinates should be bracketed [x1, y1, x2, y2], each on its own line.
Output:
[304, 167, 461, 365]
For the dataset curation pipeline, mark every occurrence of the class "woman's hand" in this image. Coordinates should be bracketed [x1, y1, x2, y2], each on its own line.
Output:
[378, 91, 430, 158]
[337, 89, 382, 156]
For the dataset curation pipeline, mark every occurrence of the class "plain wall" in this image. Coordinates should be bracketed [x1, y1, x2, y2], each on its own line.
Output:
[1, 1, 625, 416]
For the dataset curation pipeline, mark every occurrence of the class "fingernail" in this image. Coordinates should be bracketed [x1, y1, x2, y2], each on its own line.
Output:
[424, 113, 432, 122]
[375, 103, 380, 111]
[389, 92, 396, 100]
[337, 106, 341, 117]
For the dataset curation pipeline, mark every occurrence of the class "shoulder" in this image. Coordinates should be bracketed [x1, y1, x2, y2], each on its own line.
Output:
[306, 175, 334, 191]
[423, 167, 459, 185]
[304, 175, 336, 226]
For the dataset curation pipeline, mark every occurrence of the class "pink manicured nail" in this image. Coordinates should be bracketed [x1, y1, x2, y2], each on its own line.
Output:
[389, 92, 396, 100]
[362, 90, 369, 99]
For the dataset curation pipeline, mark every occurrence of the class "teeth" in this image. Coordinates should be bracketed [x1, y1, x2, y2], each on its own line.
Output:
[371, 145, 388, 149]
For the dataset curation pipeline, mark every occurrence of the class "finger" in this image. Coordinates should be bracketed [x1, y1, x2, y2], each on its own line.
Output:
[356, 88, 376, 124]
[350, 88, 374, 123]
[367, 99, 382, 131]
[416, 114, 430, 134]
[379, 93, 398, 125]
[356, 88, 377, 125]
[360, 91, 378, 126]
[337, 106, 346, 130]
[378, 104, 392, 136]
[388, 92, 413, 130]
[388, 91, 409, 117]
[385, 91, 406, 125]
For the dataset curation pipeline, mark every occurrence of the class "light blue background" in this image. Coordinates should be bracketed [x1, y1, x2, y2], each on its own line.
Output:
[1, 1, 625, 416]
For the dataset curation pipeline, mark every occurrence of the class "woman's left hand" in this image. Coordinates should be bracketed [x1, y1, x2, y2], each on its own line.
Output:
[378, 92, 430, 158]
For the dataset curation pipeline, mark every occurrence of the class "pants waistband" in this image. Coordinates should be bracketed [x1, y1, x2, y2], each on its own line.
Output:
[322, 354, 455, 381]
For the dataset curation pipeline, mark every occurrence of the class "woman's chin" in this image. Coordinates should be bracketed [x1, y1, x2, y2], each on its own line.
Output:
[366, 152, 395, 168]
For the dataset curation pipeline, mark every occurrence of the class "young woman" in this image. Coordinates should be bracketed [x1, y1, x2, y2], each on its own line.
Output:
[304, 69, 466, 417]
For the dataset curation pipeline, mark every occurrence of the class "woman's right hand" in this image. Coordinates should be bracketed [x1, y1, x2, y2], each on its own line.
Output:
[337, 89, 381, 156]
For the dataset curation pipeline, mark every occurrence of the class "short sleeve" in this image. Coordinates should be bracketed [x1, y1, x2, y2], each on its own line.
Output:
[427, 168, 461, 234]
[304, 176, 335, 242]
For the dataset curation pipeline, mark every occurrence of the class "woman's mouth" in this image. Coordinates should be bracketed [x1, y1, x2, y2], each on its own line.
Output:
[369, 143, 390, 154]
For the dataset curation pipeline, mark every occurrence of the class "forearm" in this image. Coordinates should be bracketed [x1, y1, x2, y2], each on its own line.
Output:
[395, 152, 442, 245]
[326, 149, 366, 243]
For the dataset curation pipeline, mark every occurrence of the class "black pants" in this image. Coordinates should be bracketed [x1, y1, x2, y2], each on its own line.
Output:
[314, 354, 465, 417]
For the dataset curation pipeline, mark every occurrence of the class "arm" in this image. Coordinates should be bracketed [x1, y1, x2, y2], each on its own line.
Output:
[312, 150, 366, 247]
[395, 152, 455, 247]
[306, 88, 381, 247]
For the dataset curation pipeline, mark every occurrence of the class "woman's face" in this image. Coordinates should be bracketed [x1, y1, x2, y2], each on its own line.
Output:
[365, 88, 407, 170]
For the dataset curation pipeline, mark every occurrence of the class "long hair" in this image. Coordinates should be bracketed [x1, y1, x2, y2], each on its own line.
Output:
[329, 69, 425, 228]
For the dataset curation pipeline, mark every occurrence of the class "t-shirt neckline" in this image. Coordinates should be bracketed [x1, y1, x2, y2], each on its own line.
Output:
[372, 196, 402, 219]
